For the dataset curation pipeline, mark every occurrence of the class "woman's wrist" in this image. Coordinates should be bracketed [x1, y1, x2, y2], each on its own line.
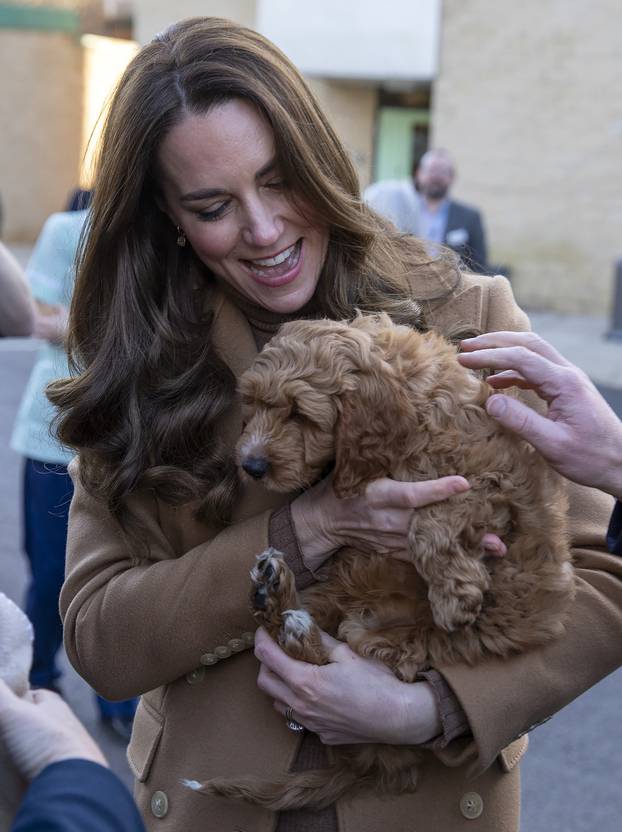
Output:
[397, 681, 442, 745]
[290, 482, 343, 572]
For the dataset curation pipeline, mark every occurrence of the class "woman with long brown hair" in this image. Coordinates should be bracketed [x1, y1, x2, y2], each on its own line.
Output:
[50, 17, 621, 832]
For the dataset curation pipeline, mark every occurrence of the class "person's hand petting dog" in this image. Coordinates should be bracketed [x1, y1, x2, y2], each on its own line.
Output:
[254, 627, 442, 745]
[291, 473, 506, 573]
[459, 331, 622, 500]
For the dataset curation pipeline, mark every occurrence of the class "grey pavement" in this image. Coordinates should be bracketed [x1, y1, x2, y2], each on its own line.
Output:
[1, 298, 621, 829]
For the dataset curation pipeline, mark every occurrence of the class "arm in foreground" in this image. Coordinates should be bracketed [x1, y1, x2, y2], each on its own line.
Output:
[0, 680, 143, 832]
[0, 243, 34, 336]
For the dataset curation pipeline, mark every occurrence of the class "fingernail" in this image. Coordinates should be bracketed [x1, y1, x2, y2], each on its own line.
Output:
[453, 477, 470, 492]
[486, 395, 506, 417]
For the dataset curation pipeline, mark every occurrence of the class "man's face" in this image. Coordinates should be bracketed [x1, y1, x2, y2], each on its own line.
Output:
[416, 156, 454, 201]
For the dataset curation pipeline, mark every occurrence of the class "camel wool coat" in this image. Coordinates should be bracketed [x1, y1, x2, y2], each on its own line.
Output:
[60, 272, 621, 832]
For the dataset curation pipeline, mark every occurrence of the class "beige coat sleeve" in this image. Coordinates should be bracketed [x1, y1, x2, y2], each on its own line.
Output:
[437, 275, 622, 774]
[60, 462, 267, 699]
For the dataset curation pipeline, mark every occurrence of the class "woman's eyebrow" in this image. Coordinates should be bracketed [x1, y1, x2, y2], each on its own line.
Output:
[179, 158, 278, 203]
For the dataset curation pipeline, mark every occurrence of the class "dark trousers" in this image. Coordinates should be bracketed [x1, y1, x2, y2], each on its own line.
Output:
[23, 459, 137, 718]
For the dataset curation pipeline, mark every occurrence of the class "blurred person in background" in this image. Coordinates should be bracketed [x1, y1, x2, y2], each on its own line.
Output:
[0, 243, 34, 337]
[0, 679, 144, 832]
[365, 148, 488, 273]
[9, 197, 138, 741]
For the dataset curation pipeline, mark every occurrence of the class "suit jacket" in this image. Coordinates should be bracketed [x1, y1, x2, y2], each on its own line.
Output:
[11, 760, 144, 832]
[608, 501, 622, 555]
[444, 200, 488, 275]
[60, 273, 620, 832]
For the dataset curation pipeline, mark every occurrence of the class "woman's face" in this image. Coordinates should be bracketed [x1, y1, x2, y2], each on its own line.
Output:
[158, 99, 329, 314]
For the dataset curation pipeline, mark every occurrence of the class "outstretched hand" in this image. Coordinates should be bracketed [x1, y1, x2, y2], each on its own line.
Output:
[0, 679, 107, 782]
[459, 331, 622, 498]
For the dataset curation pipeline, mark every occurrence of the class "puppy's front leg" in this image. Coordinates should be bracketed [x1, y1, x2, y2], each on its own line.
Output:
[251, 548, 329, 665]
[408, 510, 491, 632]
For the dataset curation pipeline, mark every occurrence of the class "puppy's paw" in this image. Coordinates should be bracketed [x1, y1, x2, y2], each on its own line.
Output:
[250, 548, 297, 634]
[280, 609, 328, 664]
[251, 548, 283, 612]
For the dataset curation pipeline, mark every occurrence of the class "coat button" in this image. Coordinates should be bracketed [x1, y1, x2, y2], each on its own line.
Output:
[460, 791, 484, 820]
[242, 631, 256, 645]
[200, 652, 218, 666]
[215, 644, 232, 659]
[228, 638, 246, 652]
[151, 790, 169, 818]
[185, 667, 205, 684]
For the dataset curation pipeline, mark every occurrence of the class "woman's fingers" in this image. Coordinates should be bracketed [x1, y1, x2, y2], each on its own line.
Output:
[365, 476, 470, 509]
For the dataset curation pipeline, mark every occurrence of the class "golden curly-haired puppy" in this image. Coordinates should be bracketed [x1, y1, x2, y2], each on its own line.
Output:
[196, 313, 575, 810]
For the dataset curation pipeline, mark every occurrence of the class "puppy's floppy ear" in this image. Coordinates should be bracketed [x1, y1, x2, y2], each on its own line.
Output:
[333, 352, 413, 498]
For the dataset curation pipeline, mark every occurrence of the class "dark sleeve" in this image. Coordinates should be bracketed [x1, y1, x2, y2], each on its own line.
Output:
[466, 210, 488, 274]
[269, 505, 317, 589]
[607, 501, 622, 555]
[11, 759, 145, 832]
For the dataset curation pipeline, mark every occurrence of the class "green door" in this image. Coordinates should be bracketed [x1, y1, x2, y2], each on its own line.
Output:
[373, 107, 430, 182]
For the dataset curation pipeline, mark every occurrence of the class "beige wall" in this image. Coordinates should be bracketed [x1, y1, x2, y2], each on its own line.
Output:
[433, 0, 622, 315]
[131, 0, 256, 44]
[131, 1, 377, 190]
[308, 79, 377, 189]
[1, 30, 84, 241]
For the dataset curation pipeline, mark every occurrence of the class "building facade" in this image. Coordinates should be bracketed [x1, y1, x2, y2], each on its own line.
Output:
[1, 0, 620, 314]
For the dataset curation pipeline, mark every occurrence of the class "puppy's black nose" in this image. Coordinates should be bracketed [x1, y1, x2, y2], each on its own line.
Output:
[242, 457, 270, 480]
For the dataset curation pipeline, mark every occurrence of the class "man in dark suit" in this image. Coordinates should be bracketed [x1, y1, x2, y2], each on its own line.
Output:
[415, 149, 488, 274]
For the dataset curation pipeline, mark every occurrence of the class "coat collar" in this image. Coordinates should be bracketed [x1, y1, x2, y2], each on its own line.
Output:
[209, 289, 259, 378]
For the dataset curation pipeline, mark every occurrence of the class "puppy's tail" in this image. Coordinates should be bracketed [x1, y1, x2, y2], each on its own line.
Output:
[182, 766, 371, 811]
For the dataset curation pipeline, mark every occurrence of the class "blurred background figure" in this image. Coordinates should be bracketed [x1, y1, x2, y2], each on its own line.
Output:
[9, 193, 138, 742]
[365, 148, 488, 273]
[363, 170, 422, 237]
[415, 149, 488, 273]
[0, 244, 34, 337]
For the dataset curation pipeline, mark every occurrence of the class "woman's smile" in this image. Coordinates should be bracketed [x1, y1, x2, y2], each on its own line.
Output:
[158, 100, 328, 313]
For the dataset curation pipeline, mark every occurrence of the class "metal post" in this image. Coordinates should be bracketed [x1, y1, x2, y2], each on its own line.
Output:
[607, 259, 622, 342]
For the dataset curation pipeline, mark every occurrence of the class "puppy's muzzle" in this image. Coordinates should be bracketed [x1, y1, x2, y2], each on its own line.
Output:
[241, 456, 270, 480]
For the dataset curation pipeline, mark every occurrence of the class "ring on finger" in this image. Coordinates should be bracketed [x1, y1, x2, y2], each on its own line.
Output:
[285, 705, 305, 733]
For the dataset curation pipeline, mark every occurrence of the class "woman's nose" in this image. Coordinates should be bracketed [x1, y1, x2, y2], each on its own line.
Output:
[242, 200, 282, 248]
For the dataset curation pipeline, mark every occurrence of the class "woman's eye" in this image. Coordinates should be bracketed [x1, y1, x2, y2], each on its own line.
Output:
[265, 179, 285, 190]
[197, 202, 229, 222]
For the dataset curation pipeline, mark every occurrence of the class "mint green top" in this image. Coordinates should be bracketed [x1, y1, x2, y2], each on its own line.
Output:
[10, 210, 88, 465]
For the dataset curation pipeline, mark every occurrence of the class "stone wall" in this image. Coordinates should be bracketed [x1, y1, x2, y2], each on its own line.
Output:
[433, 0, 622, 314]
[0, 29, 83, 240]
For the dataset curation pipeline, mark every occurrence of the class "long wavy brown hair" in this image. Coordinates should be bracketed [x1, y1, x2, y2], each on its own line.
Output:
[48, 16, 460, 537]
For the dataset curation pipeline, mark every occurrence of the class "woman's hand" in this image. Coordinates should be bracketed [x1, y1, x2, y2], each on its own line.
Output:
[254, 627, 441, 745]
[291, 475, 505, 573]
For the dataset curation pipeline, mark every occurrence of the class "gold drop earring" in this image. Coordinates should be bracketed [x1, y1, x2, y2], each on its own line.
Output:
[176, 226, 187, 247]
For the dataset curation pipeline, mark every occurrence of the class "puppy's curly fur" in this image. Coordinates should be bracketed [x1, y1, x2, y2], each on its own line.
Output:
[195, 313, 575, 810]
